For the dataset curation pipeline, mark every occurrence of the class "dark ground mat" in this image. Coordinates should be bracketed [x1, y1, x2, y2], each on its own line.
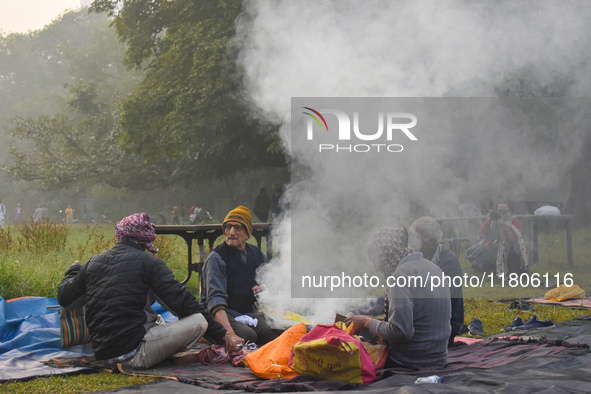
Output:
[49, 319, 591, 393]
[99, 379, 237, 393]
[490, 314, 591, 345]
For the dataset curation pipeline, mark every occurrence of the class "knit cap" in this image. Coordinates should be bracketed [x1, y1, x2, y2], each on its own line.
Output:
[223, 206, 253, 237]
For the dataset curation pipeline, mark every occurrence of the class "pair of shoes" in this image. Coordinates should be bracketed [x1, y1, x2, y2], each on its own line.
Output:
[512, 315, 554, 330]
[506, 301, 534, 312]
[501, 317, 524, 332]
[468, 318, 484, 337]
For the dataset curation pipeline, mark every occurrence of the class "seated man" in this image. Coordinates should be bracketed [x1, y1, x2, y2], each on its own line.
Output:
[201, 206, 278, 346]
[346, 227, 451, 370]
[57, 213, 243, 369]
[478, 203, 528, 276]
[409, 216, 464, 347]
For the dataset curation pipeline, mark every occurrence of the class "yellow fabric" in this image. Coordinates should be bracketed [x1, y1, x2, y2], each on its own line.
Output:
[244, 323, 307, 380]
[290, 336, 364, 384]
[334, 321, 354, 334]
[223, 206, 253, 237]
[544, 284, 586, 302]
[282, 311, 314, 325]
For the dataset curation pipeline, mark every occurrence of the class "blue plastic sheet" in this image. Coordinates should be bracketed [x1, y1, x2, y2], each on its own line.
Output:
[0, 295, 177, 382]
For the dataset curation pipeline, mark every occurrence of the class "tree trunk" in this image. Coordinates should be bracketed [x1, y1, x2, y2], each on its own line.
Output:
[565, 140, 591, 227]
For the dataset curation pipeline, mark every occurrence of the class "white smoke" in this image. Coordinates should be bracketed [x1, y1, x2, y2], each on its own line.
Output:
[238, 0, 591, 322]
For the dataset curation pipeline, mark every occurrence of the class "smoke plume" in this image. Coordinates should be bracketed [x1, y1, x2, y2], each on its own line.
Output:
[235, 0, 591, 324]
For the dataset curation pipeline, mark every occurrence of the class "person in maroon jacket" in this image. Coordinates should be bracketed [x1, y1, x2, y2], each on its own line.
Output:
[478, 203, 528, 276]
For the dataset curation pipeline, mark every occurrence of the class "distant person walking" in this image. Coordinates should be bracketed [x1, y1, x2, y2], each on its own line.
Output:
[271, 188, 283, 222]
[33, 205, 44, 223]
[171, 206, 180, 225]
[65, 204, 74, 224]
[13, 203, 22, 224]
[253, 188, 271, 223]
[0, 199, 5, 228]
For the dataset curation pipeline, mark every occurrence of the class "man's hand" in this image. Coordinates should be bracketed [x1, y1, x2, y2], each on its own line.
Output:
[344, 315, 373, 333]
[71, 260, 81, 267]
[222, 332, 245, 353]
[252, 284, 267, 298]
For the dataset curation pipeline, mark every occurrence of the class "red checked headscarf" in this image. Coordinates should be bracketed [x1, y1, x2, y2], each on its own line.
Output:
[115, 213, 157, 254]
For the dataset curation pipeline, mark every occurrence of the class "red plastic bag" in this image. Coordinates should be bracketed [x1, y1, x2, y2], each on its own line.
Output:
[289, 322, 376, 385]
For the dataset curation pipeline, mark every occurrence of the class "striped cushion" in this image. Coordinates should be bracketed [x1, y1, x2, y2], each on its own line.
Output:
[59, 307, 90, 348]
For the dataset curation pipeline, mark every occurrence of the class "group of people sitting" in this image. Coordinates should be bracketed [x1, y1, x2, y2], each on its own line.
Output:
[57, 206, 275, 369]
[57, 202, 524, 372]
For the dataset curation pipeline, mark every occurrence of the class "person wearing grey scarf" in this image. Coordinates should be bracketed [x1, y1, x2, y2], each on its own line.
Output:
[346, 227, 452, 370]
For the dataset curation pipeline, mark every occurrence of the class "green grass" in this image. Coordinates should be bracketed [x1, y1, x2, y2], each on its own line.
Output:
[463, 298, 589, 336]
[458, 227, 590, 299]
[0, 223, 589, 392]
[0, 372, 161, 394]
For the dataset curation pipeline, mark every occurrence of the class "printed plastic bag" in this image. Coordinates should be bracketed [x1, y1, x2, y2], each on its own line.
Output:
[245, 323, 307, 379]
[362, 340, 388, 371]
[545, 284, 586, 302]
[289, 322, 376, 385]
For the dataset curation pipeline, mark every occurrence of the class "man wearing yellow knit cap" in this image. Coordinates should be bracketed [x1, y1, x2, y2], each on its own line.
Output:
[200, 206, 278, 346]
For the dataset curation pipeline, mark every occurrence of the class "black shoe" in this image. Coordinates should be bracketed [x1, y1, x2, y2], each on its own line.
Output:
[513, 315, 554, 330]
[502, 317, 524, 332]
[524, 315, 539, 325]
[468, 318, 484, 337]
[506, 301, 534, 312]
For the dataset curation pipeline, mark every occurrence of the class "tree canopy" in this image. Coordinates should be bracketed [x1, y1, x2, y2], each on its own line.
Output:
[90, 0, 285, 184]
[2, 9, 154, 190]
[4, 1, 286, 193]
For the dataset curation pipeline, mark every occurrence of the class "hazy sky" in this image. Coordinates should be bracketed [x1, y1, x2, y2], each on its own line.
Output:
[0, 0, 82, 34]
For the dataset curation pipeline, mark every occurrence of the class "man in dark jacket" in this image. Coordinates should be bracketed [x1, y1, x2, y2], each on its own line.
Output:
[409, 216, 465, 347]
[57, 213, 243, 369]
[201, 206, 278, 346]
[253, 188, 271, 223]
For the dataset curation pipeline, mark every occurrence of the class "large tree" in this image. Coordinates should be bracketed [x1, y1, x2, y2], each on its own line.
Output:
[3, 9, 154, 191]
[5, 2, 286, 193]
[90, 0, 285, 185]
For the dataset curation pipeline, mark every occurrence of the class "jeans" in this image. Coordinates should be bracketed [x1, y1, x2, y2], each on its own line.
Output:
[126, 313, 207, 369]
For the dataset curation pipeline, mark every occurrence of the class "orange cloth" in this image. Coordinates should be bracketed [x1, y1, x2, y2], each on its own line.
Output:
[244, 323, 307, 380]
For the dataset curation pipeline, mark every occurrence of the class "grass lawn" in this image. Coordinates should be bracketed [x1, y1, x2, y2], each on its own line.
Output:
[0, 221, 589, 393]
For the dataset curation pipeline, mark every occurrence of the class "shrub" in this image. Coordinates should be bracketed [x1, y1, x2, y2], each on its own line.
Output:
[72, 224, 116, 262]
[0, 227, 14, 252]
[18, 219, 69, 255]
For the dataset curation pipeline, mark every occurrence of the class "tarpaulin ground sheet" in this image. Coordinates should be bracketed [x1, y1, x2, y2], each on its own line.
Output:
[494, 292, 591, 309]
[0, 296, 93, 382]
[48, 317, 591, 393]
[526, 296, 591, 309]
[4, 295, 591, 392]
[0, 296, 175, 383]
